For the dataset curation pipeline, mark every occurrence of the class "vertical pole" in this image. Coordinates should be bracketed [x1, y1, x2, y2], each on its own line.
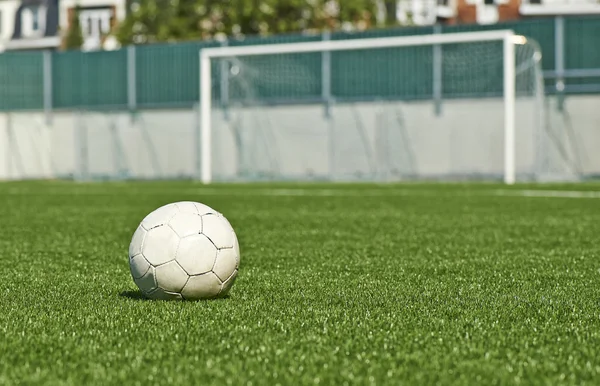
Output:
[200, 51, 212, 184]
[503, 34, 516, 185]
[126, 45, 136, 178]
[42, 50, 53, 126]
[433, 24, 443, 116]
[554, 16, 565, 111]
[127, 45, 137, 112]
[322, 31, 334, 179]
[74, 111, 89, 181]
[6, 113, 12, 179]
[322, 31, 332, 118]
[220, 40, 230, 120]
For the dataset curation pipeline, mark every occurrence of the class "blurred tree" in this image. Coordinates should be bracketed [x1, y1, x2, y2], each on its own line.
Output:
[64, 6, 85, 49]
[117, 0, 379, 45]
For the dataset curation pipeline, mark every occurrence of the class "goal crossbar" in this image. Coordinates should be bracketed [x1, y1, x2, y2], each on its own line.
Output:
[199, 30, 517, 184]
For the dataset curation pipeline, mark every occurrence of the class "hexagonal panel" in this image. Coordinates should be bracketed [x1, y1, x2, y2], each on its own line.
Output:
[213, 248, 238, 282]
[221, 215, 234, 231]
[176, 234, 217, 275]
[232, 232, 240, 267]
[134, 266, 157, 294]
[220, 269, 238, 297]
[129, 225, 146, 258]
[155, 261, 189, 293]
[181, 272, 222, 300]
[201, 214, 234, 249]
[168, 212, 203, 238]
[142, 226, 180, 266]
[194, 202, 217, 215]
[174, 201, 199, 214]
[147, 287, 183, 301]
[142, 203, 178, 230]
[220, 215, 240, 265]
[130, 254, 151, 279]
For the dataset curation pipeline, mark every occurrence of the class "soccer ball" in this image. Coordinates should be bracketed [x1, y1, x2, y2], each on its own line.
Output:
[128, 201, 240, 300]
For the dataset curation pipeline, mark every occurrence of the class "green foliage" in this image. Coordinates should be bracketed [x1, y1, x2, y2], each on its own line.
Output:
[116, 0, 378, 45]
[64, 6, 85, 50]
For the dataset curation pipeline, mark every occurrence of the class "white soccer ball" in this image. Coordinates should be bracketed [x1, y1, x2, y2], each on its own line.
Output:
[128, 201, 240, 300]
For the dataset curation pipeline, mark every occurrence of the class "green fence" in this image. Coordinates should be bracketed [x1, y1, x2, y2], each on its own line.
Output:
[0, 16, 599, 111]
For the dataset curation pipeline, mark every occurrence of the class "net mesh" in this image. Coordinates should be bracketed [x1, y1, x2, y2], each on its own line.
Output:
[2, 35, 590, 182]
[208, 37, 579, 182]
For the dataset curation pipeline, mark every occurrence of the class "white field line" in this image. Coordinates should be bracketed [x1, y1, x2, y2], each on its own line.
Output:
[2, 187, 600, 198]
[197, 188, 600, 198]
[493, 190, 600, 199]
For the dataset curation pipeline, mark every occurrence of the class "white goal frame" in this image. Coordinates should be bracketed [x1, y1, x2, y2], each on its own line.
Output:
[199, 30, 518, 185]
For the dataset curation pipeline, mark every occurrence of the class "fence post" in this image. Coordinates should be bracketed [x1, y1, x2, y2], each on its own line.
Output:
[43, 50, 53, 125]
[322, 30, 332, 118]
[127, 45, 137, 112]
[220, 40, 230, 120]
[74, 111, 89, 181]
[555, 16, 565, 111]
[322, 30, 334, 179]
[433, 24, 443, 116]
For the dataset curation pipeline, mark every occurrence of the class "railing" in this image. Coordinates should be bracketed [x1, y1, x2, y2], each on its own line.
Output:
[0, 15, 599, 112]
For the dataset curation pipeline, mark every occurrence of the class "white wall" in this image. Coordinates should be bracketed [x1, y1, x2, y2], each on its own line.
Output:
[0, 0, 20, 51]
[0, 95, 598, 182]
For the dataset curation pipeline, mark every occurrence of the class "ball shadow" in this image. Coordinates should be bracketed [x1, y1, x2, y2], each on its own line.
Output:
[118, 290, 231, 301]
[119, 290, 150, 301]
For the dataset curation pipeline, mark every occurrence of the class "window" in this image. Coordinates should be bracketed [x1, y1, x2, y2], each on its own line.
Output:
[484, 0, 494, 4]
[31, 7, 39, 31]
[21, 6, 45, 37]
[79, 8, 113, 38]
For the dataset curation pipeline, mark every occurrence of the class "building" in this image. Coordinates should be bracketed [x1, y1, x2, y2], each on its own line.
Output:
[0, 0, 125, 52]
[396, 0, 600, 26]
[1, 0, 600, 52]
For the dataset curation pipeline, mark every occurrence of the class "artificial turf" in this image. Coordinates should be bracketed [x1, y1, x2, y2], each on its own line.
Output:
[0, 181, 599, 385]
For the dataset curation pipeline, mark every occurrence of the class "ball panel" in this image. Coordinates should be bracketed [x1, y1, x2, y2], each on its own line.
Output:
[130, 254, 151, 279]
[181, 272, 222, 300]
[168, 212, 203, 238]
[213, 248, 237, 282]
[194, 202, 217, 215]
[142, 203, 178, 230]
[147, 288, 183, 301]
[129, 225, 146, 258]
[221, 215, 236, 234]
[174, 201, 199, 214]
[176, 234, 217, 275]
[201, 214, 234, 249]
[142, 226, 180, 266]
[155, 261, 189, 293]
[220, 269, 238, 297]
[221, 215, 240, 266]
[232, 231, 240, 268]
[134, 266, 157, 294]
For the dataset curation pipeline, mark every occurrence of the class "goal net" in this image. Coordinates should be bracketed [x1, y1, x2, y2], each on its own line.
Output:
[199, 30, 575, 184]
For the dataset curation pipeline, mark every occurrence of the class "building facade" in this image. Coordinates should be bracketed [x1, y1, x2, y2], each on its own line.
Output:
[0, 0, 125, 52]
[397, 0, 600, 26]
[1, 0, 600, 52]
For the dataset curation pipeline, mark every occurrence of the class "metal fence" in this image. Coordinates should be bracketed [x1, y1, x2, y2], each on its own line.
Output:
[0, 16, 599, 113]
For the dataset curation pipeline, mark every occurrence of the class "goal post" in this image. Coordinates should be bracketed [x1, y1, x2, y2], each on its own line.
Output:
[199, 30, 522, 185]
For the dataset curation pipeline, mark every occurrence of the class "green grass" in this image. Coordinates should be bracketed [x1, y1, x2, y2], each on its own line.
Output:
[1, 181, 599, 385]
